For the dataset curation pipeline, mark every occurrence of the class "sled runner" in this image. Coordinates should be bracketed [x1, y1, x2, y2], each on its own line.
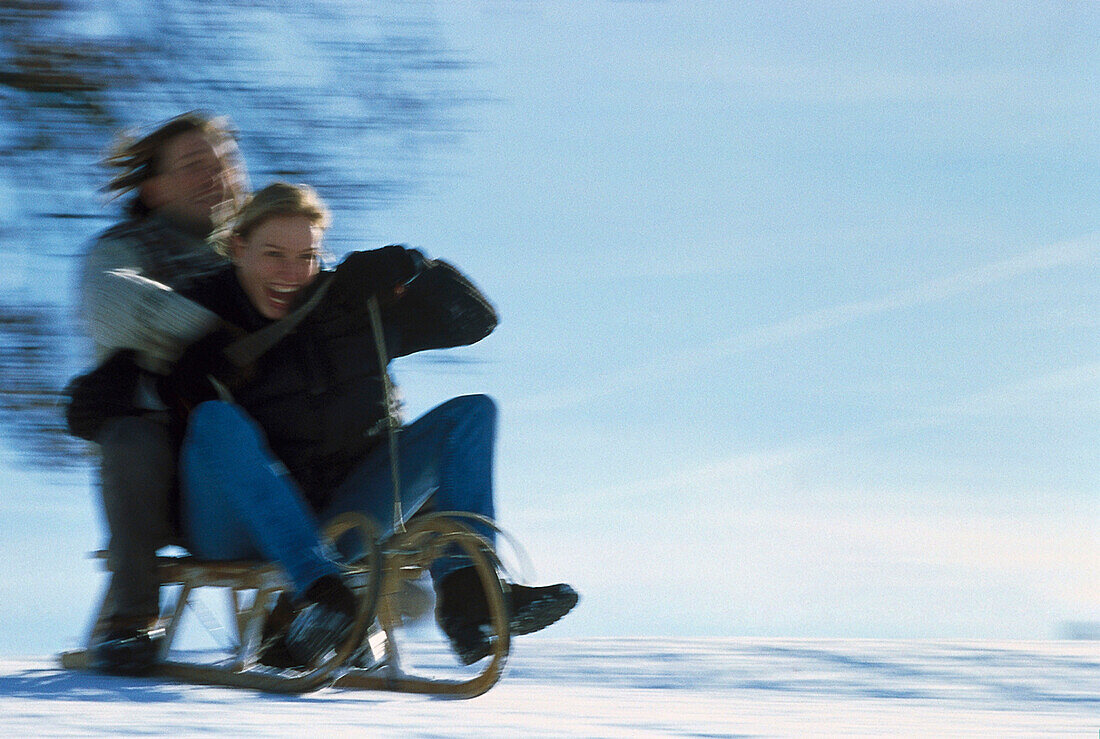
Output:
[60, 512, 511, 697]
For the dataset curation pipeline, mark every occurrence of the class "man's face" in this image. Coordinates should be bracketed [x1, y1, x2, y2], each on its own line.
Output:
[231, 215, 322, 319]
[141, 130, 233, 236]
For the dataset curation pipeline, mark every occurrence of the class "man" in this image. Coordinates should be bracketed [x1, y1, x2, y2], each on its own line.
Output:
[76, 111, 246, 674]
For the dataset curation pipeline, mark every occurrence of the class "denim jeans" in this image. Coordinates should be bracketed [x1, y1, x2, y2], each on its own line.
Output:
[179, 395, 497, 595]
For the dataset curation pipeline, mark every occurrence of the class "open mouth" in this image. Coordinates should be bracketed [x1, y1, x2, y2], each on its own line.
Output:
[266, 285, 300, 314]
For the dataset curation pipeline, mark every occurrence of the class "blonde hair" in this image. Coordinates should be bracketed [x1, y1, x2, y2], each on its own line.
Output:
[232, 182, 331, 240]
[102, 110, 248, 217]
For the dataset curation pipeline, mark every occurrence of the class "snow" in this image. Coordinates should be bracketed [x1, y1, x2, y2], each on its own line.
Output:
[1, 638, 1096, 736]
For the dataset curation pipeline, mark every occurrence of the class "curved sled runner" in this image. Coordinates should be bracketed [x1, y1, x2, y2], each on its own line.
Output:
[60, 514, 510, 698]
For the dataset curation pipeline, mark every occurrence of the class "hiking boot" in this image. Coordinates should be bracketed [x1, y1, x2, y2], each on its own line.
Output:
[438, 617, 497, 666]
[435, 567, 495, 665]
[435, 567, 579, 665]
[508, 582, 579, 636]
[256, 592, 303, 670]
[282, 575, 357, 667]
[88, 615, 165, 676]
[259, 577, 413, 671]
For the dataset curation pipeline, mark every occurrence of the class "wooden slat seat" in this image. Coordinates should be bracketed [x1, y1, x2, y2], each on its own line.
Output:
[89, 549, 292, 592]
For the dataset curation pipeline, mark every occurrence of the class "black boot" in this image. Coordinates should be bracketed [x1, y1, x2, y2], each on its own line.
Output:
[256, 592, 303, 669]
[88, 614, 165, 676]
[282, 575, 357, 668]
[435, 568, 579, 665]
[435, 567, 495, 665]
[508, 582, 579, 636]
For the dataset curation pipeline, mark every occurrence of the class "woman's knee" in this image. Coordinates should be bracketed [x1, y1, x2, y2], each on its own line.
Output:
[447, 394, 497, 425]
[188, 400, 246, 433]
[187, 400, 265, 446]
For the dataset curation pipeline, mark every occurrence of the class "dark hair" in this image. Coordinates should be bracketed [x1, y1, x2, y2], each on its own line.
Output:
[101, 110, 248, 217]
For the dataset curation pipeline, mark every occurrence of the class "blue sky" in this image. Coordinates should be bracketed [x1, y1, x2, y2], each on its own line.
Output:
[366, 1, 1098, 639]
[1, 1, 1096, 653]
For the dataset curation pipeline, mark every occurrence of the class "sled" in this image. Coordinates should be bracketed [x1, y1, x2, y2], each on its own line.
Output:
[60, 513, 510, 698]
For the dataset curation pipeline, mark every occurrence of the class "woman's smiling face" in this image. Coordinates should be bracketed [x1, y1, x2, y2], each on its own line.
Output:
[231, 214, 322, 319]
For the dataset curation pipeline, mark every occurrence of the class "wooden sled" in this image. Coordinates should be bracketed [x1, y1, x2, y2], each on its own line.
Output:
[60, 513, 510, 698]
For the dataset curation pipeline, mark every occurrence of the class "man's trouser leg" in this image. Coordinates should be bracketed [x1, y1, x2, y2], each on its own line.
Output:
[97, 415, 174, 622]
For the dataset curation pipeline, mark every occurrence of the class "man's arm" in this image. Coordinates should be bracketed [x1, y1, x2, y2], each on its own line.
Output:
[78, 236, 222, 367]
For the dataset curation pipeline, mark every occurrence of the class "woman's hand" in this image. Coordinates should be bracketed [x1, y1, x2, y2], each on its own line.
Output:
[328, 246, 425, 307]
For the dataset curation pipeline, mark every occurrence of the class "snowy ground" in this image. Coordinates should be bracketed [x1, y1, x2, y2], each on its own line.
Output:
[1, 638, 1096, 736]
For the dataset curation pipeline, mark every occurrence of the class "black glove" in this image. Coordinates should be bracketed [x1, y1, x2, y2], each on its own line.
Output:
[64, 350, 142, 441]
[328, 246, 424, 309]
[387, 260, 498, 357]
[157, 324, 251, 416]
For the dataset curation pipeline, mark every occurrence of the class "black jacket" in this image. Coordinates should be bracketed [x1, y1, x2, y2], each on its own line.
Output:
[177, 246, 497, 508]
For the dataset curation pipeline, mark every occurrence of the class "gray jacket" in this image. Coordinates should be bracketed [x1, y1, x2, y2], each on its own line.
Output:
[78, 212, 227, 407]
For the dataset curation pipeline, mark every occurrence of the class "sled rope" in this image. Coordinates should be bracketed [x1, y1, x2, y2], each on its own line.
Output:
[365, 296, 535, 580]
[367, 295, 405, 535]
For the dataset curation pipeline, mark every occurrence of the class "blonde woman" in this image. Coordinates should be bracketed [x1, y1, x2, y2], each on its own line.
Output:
[161, 182, 578, 668]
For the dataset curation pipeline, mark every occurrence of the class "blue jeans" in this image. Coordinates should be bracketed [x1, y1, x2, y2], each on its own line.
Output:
[179, 395, 497, 595]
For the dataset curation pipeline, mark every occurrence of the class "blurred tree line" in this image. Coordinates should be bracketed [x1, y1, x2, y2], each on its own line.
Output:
[0, 0, 482, 468]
